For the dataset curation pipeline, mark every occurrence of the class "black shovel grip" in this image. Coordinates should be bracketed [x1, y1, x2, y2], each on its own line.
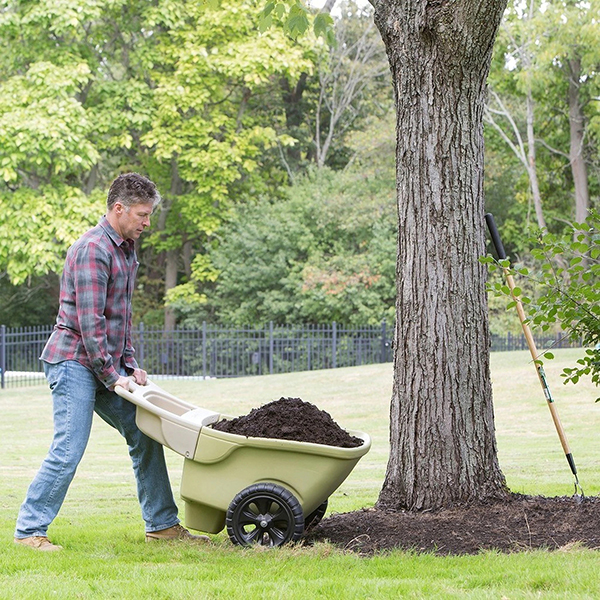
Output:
[485, 213, 507, 260]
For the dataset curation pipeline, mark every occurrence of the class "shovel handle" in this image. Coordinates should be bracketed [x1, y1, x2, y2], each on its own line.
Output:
[485, 213, 507, 260]
[484, 212, 580, 484]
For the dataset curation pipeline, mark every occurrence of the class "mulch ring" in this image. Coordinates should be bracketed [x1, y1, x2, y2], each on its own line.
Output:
[305, 494, 600, 555]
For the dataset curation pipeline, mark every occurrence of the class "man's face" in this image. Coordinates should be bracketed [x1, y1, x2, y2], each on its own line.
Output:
[113, 201, 154, 241]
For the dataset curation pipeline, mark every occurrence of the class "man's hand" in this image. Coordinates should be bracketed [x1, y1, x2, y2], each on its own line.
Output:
[110, 369, 147, 391]
[111, 375, 131, 391]
[131, 368, 148, 386]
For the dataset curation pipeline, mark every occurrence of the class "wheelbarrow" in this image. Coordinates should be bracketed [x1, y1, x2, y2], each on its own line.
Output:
[115, 380, 371, 547]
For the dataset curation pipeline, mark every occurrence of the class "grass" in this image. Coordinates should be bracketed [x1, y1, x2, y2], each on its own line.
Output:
[1, 348, 600, 599]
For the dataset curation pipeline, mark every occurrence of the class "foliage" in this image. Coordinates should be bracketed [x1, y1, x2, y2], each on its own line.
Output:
[0, 273, 59, 326]
[0, 185, 104, 284]
[0, 0, 395, 326]
[259, 0, 335, 45]
[486, 211, 600, 399]
[164, 106, 397, 327]
[0, 0, 316, 301]
[170, 163, 397, 326]
[485, 0, 600, 242]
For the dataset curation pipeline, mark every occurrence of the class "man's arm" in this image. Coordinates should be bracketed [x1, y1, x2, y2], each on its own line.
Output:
[72, 243, 120, 388]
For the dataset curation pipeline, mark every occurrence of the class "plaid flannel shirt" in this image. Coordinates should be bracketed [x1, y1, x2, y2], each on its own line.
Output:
[41, 216, 139, 388]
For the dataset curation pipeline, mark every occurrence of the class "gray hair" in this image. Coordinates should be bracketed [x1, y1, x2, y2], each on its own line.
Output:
[107, 173, 161, 210]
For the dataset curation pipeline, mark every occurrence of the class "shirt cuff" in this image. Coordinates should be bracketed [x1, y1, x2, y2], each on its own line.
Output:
[102, 369, 121, 389]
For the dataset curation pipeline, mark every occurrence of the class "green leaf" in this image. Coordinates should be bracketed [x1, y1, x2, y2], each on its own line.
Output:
[274, 2, 287, 18]
[261, 1, 276, 18]
[258, 14, 273, 32]
[314, 12, 334, 40]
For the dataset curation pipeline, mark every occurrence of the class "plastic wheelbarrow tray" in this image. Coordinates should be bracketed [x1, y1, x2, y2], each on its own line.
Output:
[115, 380, 371, 547]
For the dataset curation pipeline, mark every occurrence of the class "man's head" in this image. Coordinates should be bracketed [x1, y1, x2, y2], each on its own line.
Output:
[106, 173, 161, 241]
[107, 172, 161, 211]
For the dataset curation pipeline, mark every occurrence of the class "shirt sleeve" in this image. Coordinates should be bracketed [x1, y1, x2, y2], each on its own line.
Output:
[122, 257, 139, 372]
[72, 242, 120, 388]
[123, 314, 139, 372]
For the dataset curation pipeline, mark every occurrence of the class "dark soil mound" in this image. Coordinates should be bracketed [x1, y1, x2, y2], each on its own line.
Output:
[306, 493, 600, 555]
[211, 397, 363, 448]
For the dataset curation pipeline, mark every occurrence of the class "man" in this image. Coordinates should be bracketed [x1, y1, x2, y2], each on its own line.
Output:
[14, 173, 208, 551]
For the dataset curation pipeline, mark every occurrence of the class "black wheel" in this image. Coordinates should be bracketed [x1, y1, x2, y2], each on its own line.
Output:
[226, 483, 305, 547]
[304, 500, 328, 531]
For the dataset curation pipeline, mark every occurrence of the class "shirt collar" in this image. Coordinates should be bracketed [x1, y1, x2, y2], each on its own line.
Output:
[99, 215, 134, 252]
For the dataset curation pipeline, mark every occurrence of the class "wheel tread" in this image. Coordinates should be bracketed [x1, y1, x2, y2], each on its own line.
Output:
[226, 483, 304, 547]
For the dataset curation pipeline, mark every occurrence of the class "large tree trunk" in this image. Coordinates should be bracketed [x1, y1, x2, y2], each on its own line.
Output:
[372, 0, 509, 510]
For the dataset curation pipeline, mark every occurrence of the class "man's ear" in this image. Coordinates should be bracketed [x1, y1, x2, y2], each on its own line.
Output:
[113, 202, 124, 215]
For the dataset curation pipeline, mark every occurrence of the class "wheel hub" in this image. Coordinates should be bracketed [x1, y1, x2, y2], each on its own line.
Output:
[258, 515, 271, 529]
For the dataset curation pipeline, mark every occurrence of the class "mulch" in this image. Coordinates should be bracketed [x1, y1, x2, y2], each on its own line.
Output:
[306, 494, 600, 555]
[210, 396, 363, 448]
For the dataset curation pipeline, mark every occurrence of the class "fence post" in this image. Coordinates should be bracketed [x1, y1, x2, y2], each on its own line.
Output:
[202, 321, 207, 379]
[332, 321, 337, 369]
[307, 324, 312, 371]
[1, 325, 5, 389]
[269, 321, 274, 374]
[138, 322, 145, 370]
[381, 320, 387, 363]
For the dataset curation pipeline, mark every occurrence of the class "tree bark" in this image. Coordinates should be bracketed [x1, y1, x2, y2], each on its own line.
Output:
[372, 0, 509, 510]
[164, 156, 183, 331]
[525, 91, 547, 231]
[164, 249, 178, 331]
[567, 56, 590, 226]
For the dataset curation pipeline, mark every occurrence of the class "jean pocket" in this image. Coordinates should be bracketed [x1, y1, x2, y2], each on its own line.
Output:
[43, 361, 63, 391]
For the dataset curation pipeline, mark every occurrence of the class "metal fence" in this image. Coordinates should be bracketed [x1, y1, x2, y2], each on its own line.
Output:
[0, 322, 392, 389]
[0, 322, 582, 389]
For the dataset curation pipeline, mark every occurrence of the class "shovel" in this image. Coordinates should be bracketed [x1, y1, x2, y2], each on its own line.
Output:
[485, 213, 584, 500]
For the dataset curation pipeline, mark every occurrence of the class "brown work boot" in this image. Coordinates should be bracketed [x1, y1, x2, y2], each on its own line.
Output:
[145, 523, 210, 543]
[14, 536, 63, 552]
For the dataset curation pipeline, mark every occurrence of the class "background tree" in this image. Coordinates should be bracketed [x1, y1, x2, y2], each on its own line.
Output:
[485, 0, 550, 233]
[269, 1, 390, 177]
[194, 165, 397, 325]
[312, 1, 389, 169]
[485, 0, 600, 241]
[370, 0, 509, 510]
[166, 2, 395, 320]
[537, 0, 599, 227]
[138, 0, 313, 328]
[0, 0, 312, 327]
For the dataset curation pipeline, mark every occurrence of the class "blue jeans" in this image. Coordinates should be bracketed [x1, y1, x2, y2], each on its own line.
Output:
[15, 360, 179, 538]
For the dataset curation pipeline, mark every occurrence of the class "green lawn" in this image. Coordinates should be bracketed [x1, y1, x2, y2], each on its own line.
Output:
[1, 349, 600, 599]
